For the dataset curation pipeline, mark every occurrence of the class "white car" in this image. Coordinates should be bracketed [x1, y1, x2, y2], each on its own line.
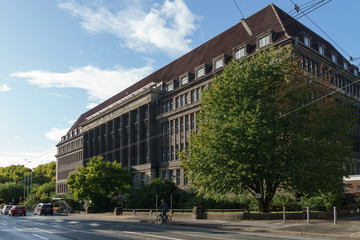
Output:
[1, 205, 12, 215]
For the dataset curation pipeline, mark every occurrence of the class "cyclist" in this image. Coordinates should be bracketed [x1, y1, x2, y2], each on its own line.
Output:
[158, 199, 169, 223]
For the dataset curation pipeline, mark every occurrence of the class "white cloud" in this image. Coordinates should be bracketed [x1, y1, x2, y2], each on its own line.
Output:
[0, 148, 56, 169]
[0, 83, 11, 92]
[10, 64, 153, 102]
[58, 0, 199, 56]
[45, 127, 69, 141]
[49, 92, 71, 98]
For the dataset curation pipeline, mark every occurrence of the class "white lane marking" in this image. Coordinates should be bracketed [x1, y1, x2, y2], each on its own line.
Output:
[32, 234, 49, 240]
[12, 227, 23, 231]
[123, 231, 184, 240]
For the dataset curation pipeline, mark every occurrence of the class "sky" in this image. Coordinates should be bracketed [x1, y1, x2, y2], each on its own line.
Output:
[1, 0, 359, 169]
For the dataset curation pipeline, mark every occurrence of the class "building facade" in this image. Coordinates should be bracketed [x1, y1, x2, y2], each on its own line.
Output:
[56, 4, 360, 194]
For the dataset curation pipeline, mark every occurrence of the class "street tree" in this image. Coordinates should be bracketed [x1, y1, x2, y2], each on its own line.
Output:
[67, 156, 132, 209]
[180, 47, 356, 212]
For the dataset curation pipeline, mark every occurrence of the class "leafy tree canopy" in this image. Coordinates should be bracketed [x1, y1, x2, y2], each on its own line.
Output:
[32, 161, 56, 184]
[67, 156, 132, 209]
[181, 47, 356, 212]
[0, 165, 31, 184]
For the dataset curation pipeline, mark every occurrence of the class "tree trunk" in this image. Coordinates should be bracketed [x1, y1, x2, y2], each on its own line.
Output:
[258, 198, 273, 213]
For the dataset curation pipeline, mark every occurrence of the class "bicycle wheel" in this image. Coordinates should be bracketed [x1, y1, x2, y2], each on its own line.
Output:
[166, 215, 172, 225]
[156, 215, 163, 224]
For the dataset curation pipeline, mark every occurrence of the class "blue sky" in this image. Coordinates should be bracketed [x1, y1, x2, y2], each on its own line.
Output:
[1, 0, 359, 168]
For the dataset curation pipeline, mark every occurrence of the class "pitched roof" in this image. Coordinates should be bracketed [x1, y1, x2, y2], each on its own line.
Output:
[68, 3, 345, 135]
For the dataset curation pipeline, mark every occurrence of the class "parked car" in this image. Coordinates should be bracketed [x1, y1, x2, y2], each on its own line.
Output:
[1, 205, 12, 215]
[8, 205, 26, 216]
[34, 203, 54, 216]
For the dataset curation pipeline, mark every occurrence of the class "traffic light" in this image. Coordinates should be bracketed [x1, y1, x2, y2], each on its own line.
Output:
[15, 180, 18, 184]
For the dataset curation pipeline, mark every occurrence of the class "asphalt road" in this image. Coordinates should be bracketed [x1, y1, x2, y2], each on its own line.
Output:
[0, 213, 343, 240]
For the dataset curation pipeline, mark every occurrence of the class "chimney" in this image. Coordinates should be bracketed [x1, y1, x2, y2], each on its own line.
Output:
[240, 18, 253, 36]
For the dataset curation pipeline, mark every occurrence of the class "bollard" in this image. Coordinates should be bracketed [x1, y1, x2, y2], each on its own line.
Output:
[306, 207, 310, 224]
[283, 206, 286, 223]
[334, 206, 337, 224]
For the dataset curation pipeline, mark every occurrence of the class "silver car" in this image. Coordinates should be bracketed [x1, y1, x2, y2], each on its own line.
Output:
[1, 205, 12, 215]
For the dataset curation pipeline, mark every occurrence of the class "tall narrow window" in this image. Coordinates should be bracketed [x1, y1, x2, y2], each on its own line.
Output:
[319, 46, 325, 56]
[304, 36, 310, 47]
[332, 54, 337, 63]
[184, 93, 188, 105]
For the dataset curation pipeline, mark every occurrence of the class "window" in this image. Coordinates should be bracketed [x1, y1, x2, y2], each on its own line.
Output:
[191, 113, 195, 130]
[319, 46, 325, 56]
[358, 186, 360, 193]
[235, 47, 246, 59]
[176, 169, 180, 185]
[161, 171, 167, 179]
[258, 34, 271, 48]
[344, 62, 348, 70]
[170, 100, 173, 110]
[180, 117, 184, 133]
[169, 170, 173, 180]
[214, 58, 223, 70]
[171, 146, 174, 161]
[185, 115, 189, 131]
[175, 97, 179, 108]
[162, 148, 165, 162]
[332, 54, 337, 63]
[196, 88, 201, 100]
[180, 95, 184, 107]
[196, 68, 205, 78]
[175, 119, 178, 134]
[144, 108, 148, 119]
[355, 69, 359, 77]
[184, 93, 188, 105]
[181, 76, 189, 86]
[167, 83, 173, 91]
[304, 36, 310, 47]
[191, 90, 195, 102]
[141, 173, 145, 183]
[170, 120, 173, 135]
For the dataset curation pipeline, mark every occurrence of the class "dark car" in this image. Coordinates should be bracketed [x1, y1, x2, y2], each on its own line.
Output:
[34, 203, 54, 216]
[9, 205, 26, 216]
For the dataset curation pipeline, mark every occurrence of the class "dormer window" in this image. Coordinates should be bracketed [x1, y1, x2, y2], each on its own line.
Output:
[167, 83, 174, 91]
[332, 54, 337, 63]
[304, 36, 311, 47]
[344, 62, 348, 70]
[214, 58, 224, 70]
[195, 67, 205, 78]
[235, 47, 246, 59]
[258, 34, 271, 48]
[355, 69, 359, 77]
[319, 46, 325, 56]
[180, 76, 188, 86]
[213, 54, 225, 71]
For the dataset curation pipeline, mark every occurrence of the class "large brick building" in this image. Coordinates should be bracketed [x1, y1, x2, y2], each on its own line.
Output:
[56, 4, 360, 194]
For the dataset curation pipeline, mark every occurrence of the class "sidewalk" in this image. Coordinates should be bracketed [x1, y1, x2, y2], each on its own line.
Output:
[69, 212, 360, 239]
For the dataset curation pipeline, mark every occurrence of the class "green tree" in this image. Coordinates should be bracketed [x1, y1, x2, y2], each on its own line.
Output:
[32, 161, 56, 184]
[0, 182, 24, 204]
[181, 47, 356, 212]
[67, 156, 132, 209]
[127, 178, 178, 209]
[0, 165, 31, 184]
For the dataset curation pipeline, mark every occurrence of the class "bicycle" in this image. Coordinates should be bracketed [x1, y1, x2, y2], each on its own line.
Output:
[156, 212, 172, 225]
